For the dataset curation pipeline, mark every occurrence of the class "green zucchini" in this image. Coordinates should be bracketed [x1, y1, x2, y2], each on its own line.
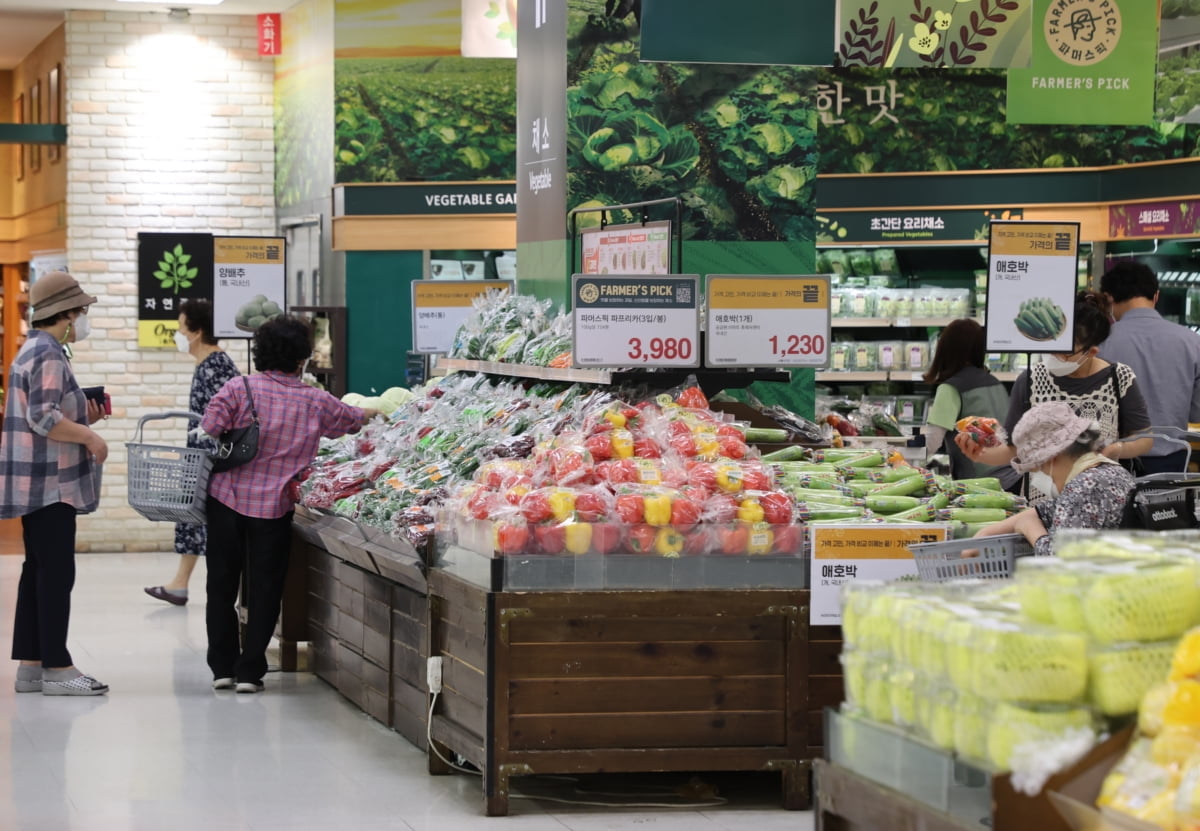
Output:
[871, 474, 928, 497]
[796, 503, 867, 521]
[744, 427, 791, 443]
[864, 494, 924, 514]
[955, 492, 1022, 510]
[936, 507, 1009, 523]
[885, 504, 936, 522]
[953, 477, 1003, 493]
[760, 445, 808, 462]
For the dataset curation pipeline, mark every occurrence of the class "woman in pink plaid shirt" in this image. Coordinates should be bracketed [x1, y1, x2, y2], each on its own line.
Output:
[201, 316, 378, 694]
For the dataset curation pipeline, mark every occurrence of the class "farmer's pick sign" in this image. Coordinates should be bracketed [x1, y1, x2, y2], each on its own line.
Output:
[1007, 0, 1159, 125]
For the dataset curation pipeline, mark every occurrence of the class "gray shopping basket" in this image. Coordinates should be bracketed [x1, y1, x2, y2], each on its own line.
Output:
[907, 533, 1034, 582]
[126, 411, 212, 524]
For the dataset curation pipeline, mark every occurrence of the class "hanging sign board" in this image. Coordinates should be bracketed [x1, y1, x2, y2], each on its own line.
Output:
[580, 221, 672, 275]
[411, 280, 512, 354]
[213, 236, 287, 340]
[985, 221, 1079, 353]
[809, 524, 950, 626]
[571, 274, 700, 368]
[136, 232, 215, 348]
[706, 274, 831, 368]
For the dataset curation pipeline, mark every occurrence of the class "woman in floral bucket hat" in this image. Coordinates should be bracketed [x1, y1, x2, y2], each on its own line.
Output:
[972, 401, 1135, 557]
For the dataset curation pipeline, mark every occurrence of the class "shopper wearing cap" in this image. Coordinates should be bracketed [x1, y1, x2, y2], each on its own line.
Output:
[1098, 261, 1200, 474]
[973, 401, 1135, 557]
[200, 315, 379, 694]
[0, 271, 109, 696]
[956, 290, 1154, 490]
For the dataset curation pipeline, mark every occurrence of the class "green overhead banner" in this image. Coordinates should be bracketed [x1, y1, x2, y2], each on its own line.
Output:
[1006, 0, 1160, 125]
[837, 0, 1033, 68]
[640, 0, 837, 66]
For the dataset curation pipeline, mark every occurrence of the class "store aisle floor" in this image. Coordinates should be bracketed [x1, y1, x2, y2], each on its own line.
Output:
[0, 552, 816, 831]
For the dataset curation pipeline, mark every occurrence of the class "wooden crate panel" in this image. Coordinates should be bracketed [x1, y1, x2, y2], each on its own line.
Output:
[808, 639, 843, 676]
[434, 616, 486, 673]
[391, 584, 427, 619]
[509, 640, 784, 678]
[364, 595, 390, 636]
[508, 675, 785, 716]
[392, 639, 427, 692]
[508, 615, 785, 645]
[439, 687, 486, 738]
[392, 610, 426, 654]
[443, 653, 486, 707]
[392, 675, 428, 722]
[509, 710, 786, 751]
[809, 675, 845, 709]
[364, 625, 391, 669]
[334, 559, 366, 595]
[306, 593, 335, 634]
[362, 655, 389, 696]
[392, 697, 429, 751]
[363, 685, 390, 726]
[337, 609, 365, 654]
[363, 571, 391, 604]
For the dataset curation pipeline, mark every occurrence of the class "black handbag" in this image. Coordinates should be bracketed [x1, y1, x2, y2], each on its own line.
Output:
[210, 377, 260, 474]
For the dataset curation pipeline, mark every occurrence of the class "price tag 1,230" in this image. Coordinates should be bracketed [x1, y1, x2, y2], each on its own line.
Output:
[705, 274, 831, 368]
[572, 274, 701, 368]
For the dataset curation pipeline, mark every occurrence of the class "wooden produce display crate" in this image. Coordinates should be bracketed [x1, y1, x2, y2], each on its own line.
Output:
[295, 506, 432, 746]
[426, 569, 837, 816]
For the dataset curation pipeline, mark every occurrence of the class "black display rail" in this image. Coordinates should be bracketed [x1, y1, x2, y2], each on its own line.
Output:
[436, 357, 791, 395]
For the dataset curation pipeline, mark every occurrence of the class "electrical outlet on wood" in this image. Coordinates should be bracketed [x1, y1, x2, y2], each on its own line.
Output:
[426, 656, 443, 694]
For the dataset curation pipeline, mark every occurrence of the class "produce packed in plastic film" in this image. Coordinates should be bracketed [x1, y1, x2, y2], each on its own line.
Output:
[448, 289, 572, 367]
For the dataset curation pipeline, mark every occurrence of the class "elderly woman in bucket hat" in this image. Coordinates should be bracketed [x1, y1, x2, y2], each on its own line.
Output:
[973, 401, 1135, 557]
[0, 271, 109, 695]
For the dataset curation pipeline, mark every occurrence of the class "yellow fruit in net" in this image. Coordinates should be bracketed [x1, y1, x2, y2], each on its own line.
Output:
[1141, 683, 1173, 738]
[1152, 724, 1200, 769]
[1174, 628, 1200, 682]
[1165, 681, 1200, 728]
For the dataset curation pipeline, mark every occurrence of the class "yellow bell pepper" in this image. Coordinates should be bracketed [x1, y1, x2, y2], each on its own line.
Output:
[610, 429, 634, 459]
[564, 522, 592, 555]
[548, 489, 577, 522]
[604, 409, 627, 429]
[695, 430, 720, 460]
[737, 499, 765, 523]
[643, 492, 673, 526]
[1165, 680, 1200, 727]
[654, 527, 684, 557]
[747, 523, 774, 555]
[715, 463, 744, 493]
[1173, 628, 1200, 681]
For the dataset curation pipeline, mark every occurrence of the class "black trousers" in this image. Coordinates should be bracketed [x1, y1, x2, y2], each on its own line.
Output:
[205, 496, 293, 684]
[12, 502, 78, 668]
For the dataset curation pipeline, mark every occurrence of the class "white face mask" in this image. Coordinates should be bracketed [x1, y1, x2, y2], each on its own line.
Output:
[174, 330, 192, 354]
[299, 358, 310, 377]
[1029, 469, 1059, 499]
[1043, 354, 1085, 377]
[70, 313, 91, 342]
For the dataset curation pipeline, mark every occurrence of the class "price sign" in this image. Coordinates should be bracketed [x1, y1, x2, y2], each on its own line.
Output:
[985, 221, 1079, 353]
[706, 274, 831, 368]
[212, 236, 285, 341]
[411, 280, 513, 354]
[809, 523, 950, 626]
[572, 274, 700, 368]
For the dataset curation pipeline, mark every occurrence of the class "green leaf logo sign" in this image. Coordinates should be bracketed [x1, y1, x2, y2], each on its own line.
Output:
[153, 243, 199, 295]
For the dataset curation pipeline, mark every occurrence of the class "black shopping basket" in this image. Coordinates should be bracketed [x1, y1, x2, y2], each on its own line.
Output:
[126, 411, 212, 525]
[1122, 473, 1200, 531]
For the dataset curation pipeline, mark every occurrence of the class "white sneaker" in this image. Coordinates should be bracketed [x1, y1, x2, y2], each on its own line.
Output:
[42, 674, 108, 696]
[212, 677, 235, 690]
[235, 681, 264, 694]
[14, 677, 41, 693]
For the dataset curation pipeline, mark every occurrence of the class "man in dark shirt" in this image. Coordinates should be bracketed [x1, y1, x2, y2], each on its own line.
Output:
[1099, 262, 1200, 474]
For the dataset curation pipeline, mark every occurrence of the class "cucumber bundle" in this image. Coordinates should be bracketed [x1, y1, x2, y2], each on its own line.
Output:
[1014, 297, 1066, 341]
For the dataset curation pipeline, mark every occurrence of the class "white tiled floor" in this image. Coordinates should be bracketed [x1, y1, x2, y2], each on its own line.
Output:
[0, 552, 816, 831]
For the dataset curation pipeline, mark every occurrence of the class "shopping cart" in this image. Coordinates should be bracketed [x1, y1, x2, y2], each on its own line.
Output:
[907, 533, 1033, 582]
[126, 411, 212, 525]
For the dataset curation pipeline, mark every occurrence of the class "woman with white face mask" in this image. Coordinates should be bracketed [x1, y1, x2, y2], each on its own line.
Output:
[0, 271, 109, 695]
[957, 290, 1153, 484]
[144, 299, 240, 606]
[971, 402, 1135, 556]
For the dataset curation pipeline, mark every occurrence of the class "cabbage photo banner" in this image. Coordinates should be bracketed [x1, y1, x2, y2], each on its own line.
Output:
[837, 0, 1032, 68]
[1006, 0, 1160, 125]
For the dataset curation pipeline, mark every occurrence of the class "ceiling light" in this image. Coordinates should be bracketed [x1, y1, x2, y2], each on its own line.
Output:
[117, 0, 225, 5]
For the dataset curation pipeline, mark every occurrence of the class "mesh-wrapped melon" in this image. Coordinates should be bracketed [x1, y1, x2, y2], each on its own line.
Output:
[985, 702, 1093, 770]
[1089, 641, 1176, 717]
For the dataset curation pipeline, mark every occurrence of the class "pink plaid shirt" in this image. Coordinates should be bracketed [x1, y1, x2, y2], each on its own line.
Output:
[202, 371, 364, 519]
